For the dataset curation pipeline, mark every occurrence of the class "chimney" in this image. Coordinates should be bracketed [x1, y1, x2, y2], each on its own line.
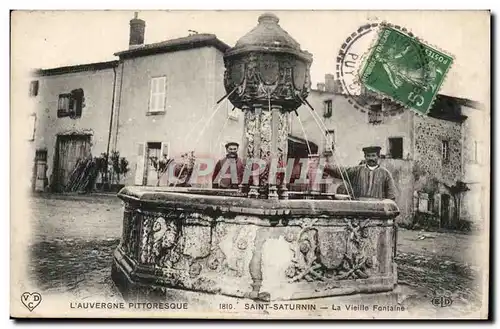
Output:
[129, 12, 145, 49]
[325, 73, 335, 92]
[316, 83, 325, 91]
[333, 80, 343, 94]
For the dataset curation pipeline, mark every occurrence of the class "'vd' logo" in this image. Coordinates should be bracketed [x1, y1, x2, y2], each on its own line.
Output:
[21, 292, 42, 312]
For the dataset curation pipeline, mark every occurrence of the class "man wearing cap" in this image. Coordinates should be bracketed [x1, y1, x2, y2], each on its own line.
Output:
[323, 146, 398, 200]
[212, 142, 245, 189]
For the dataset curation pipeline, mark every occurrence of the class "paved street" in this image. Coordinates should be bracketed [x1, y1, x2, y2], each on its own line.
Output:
[29, 193, 123, 241]
[27, 194, 123, 299]
[27, 193, 484, 314]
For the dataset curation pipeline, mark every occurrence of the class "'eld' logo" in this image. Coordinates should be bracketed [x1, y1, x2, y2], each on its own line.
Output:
[431, 289, 453, 307]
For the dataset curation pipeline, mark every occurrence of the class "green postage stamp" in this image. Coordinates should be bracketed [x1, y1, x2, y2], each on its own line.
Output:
[360, 25, 453, 115]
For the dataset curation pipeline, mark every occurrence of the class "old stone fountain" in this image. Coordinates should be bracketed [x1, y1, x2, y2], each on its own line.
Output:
[111, 13, 399, 303]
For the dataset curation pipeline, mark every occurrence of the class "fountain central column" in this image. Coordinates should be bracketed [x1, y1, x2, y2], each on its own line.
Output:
[242, 103, 290, 199]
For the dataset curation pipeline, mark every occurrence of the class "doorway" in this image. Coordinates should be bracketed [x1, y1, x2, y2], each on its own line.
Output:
[440, 194, 451, 228]
[52, 134, 91, 192]
[145, 142, 162, 186]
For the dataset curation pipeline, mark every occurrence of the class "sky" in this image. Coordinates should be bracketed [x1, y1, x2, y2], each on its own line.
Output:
[11, 10, 490, 103]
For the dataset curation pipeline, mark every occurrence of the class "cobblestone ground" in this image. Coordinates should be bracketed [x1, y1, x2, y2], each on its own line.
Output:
[27, 194, 485, 316]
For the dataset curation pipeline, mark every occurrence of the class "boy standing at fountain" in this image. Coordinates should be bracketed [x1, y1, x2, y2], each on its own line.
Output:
[212, 142, 245, 189]
[323, 146, 398, 201]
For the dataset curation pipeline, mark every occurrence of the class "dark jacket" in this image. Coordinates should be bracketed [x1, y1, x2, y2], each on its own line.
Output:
[212, 157, 244, 189]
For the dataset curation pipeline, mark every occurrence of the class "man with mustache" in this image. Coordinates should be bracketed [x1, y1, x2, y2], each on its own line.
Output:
[212, 142, 244, 189]
[324, 146, 398, 201]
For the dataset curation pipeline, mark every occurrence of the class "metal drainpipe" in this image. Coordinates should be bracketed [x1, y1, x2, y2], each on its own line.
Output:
[114, 61, 125, 152]
[105, 65, 118, 185]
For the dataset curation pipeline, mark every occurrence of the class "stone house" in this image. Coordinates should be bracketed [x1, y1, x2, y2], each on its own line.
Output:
[110, 32, 243, 187]
[291, 77, 484, 227]
[30, 14, 243, 191]
[31, 60, 119, 192]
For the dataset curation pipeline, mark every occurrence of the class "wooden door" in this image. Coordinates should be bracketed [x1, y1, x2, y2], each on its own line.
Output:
[53, 135, 91, 192]
[440, 194, 450, 228]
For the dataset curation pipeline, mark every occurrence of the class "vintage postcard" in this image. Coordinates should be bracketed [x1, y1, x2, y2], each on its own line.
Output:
[10, 10, 490, 319]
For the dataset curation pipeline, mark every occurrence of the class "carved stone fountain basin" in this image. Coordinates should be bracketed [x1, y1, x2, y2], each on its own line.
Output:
[111, 187, 399, 301]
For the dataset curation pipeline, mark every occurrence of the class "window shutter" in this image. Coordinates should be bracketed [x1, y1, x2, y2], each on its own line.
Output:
[72, 89, 84, 118]
[29, 80, 39, 97]
[151, 95, 157, 112]
[158, 92, 166, 111]
[148, 77, 167, 112]
[149, 79, 157, 111]
[158, 77, 167, 111]
[161, 77, 167, 111]
[69, 97, 75, 111]
[135, 143, 146, 185]
[157, 77, 165, 93]
[153, 78, 159, 93]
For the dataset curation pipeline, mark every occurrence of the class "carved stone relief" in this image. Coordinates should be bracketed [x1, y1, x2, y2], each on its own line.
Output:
[285, 217, 375, 282]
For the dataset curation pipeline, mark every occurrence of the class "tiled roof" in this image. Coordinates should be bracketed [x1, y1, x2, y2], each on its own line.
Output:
[114, 33, 231, 59]
[437, 94, 483, 110]
[34, 60, 119, 77]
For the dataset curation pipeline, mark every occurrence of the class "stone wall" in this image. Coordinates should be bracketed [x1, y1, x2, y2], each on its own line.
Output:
[412, 113, 464, 226]
[413, 114, 462, 187]
[460, 105, 488, 223]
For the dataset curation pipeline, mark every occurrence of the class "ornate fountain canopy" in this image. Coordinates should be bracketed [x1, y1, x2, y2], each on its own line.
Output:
[223, 13, 313, 111]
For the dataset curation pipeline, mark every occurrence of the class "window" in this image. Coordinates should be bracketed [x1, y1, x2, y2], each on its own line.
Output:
[323, 100, 333, 118]
[149, 76, 167, 113]
[35, 149, 47, 162]
[368, 104, 382, 124]
[442, 140, 450, 163]
[417, 192, 429, 212]
[27, 114, 36, 141]
[428, 194, 434, 212]
[388, 137, 403, 159]
[57, 94, 71, 117]
[29, 80, 39, 97]
[57, 89, 84, 119]
[324, 129, 335, 154]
